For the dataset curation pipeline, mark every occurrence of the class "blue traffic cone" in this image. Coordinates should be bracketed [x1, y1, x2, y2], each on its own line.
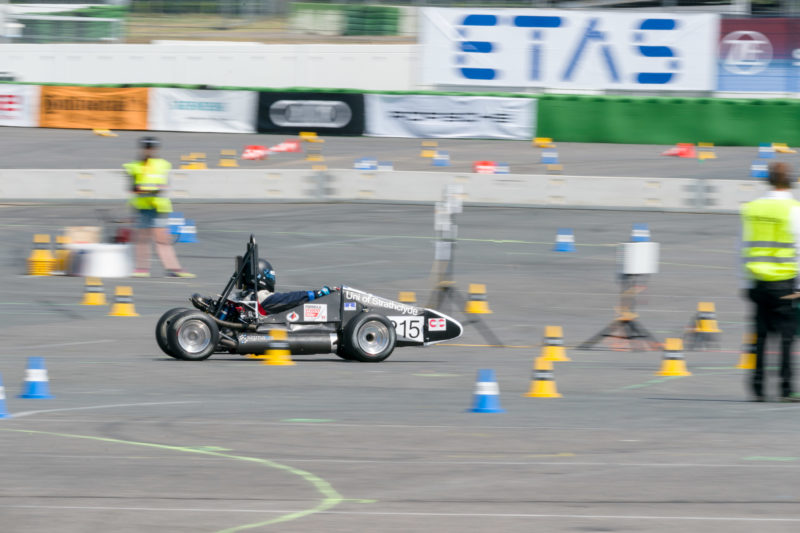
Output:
[175, 220, 198, 243]
[19, 356, 53, 399]
[167, 212, 185, 236]
[631, 223, 650, 242]
[758, 143, 775, 159]
[541, 150, 559, 165]
[0, 373, 10, 418]
[750, 160, 768, 178]
[468, 369, 505, 413]
[432, 151, 451, 167]
[553, 229, 576, 252]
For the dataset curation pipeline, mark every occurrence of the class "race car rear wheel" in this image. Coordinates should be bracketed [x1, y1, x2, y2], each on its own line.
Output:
[167, 310, 220, 361]
[155, 307, 192, 359]
[342, 313, 396, 362]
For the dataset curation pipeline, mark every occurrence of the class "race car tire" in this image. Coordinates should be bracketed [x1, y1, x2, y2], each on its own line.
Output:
[167, 310, 220, 361]
[155, 307, 191, 359]
[342, 313, 396, 362]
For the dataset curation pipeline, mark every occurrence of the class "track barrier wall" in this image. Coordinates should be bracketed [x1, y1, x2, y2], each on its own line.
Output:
[0, 169, 768, 213]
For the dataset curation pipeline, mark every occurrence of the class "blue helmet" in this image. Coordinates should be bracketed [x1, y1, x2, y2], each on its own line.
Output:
[255, 258, 276, 292]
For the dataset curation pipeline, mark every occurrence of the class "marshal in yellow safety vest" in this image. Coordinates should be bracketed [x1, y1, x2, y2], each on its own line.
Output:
[742, 196, 800, 282]
[123, 158, 173, 214]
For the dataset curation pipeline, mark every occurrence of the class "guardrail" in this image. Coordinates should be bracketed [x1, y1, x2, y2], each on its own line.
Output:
[0, 169, 767, 213]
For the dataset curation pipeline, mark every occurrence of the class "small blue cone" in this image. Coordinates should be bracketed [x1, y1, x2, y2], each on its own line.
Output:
[631, 223, 650, 242]
[541, 150, 559, 165]
[175, 220, 198, 243]
[758, 143, 775, 159]
[495, 162, 510, 174]
[377, 161, 394, 171]
[468, 369, 504, 413]
[432, 151, 451, 167]
[553, 228, 576, 252]
[19, 356, 53, 399]
[0, 373, 10, 418]
[168, 212, 185, 236]
[750, 160, 768, 178]
[354, 157, 378, 170]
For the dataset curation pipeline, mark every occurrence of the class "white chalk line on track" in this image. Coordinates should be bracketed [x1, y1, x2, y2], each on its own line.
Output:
[10, 401, 200, 419]
[1, 505, 799, 523]
[0, 339, 115, 350]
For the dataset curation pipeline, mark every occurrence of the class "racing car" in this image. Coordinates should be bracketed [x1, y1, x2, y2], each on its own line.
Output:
[156, 236, 463, 362]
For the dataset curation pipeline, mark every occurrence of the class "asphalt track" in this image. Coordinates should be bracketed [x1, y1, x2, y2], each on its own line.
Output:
[2, 198, 800, 533]
[3, 126, 800, 179]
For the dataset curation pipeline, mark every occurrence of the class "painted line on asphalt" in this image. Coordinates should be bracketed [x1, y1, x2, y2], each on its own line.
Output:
[10, 401, 202, 419]
[0, 505, 798, 523]
[0, 428, 344, 533]
[0, 339, 115, 350]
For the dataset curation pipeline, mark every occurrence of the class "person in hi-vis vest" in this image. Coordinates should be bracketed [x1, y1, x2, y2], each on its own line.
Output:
[741, 161, 800, 402]
[124, 137, 194, 278]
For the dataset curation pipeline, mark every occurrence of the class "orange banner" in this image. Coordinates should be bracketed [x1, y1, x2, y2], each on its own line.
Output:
[40, 86, 148, 130]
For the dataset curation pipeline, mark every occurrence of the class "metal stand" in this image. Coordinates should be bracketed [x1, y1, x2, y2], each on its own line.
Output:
[577, 274, 661, 351]
[426, 185, 503, 347]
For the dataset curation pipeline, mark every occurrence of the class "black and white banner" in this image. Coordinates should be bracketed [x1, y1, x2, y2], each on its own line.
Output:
[148, 88, 257, 133]
[365, 94, 534, 140]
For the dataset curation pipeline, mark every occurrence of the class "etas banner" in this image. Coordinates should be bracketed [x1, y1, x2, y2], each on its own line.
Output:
[365, 94, 534, 140]
[39, 86, 148, 130]
[148, 88, 257, 133]
[0, 84, 40, 127]
[421, 8, 719, 91]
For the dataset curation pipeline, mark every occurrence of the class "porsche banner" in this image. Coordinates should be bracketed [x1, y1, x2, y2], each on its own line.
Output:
[39, 86, 148, 130]
[148, 88, 257, 133]
[365, 94, 535, 140]
[0, 84, 40, 127]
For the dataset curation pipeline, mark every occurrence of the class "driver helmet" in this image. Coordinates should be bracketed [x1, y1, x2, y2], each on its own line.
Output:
[250, 258, 276, 293]
[139, 136, 160, 150]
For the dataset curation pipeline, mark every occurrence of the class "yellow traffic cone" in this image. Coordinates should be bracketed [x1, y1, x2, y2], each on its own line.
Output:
[218, 149, 239, 168]
[398, 291, 417, 305]
[81, 277, 107, 306]
[523, 357, 562, 398]
[27, 234, 54, 276]
[542, 325, 571, 362]
[108, 286, 139, 317]
[262, 329, 294, 366]
[51, 235, 72, 275]
[656, 338, 691, 376]
[737, 332, 757, 370]
[694, 302, 721, 334]
[532, 137, 555, 148]
[420, 140, 438, 158]
[464, 283, 492, 314]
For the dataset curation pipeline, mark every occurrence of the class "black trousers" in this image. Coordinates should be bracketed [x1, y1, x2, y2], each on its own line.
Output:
[748, 279, 796, 396]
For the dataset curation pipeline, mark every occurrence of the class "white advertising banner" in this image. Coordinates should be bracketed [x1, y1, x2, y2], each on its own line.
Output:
[365, 94, 534, 140]
[0, 84, 40, 127]
[148, 88, 257, 133]
[421, 8, 719, 91]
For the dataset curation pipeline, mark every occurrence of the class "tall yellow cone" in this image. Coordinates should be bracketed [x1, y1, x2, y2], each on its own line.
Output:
[542, 325, 570, 362]
[262, 329, 294, 366]
[737, 332, 757, 370]
[694, 302, 721, 334]
[656, 338, 691, 376]
[52, 235, 72, 275]
[81, 277, 107, 306]
[524, 357, 562, 398]
[28, 234, 54, 276]
[108, 286, 139, 317]
[465, 283, 492, 314]
[420, 140, 438, 158]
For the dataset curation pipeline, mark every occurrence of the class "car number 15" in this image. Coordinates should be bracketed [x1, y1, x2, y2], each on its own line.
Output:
[389, 316, 424, 342]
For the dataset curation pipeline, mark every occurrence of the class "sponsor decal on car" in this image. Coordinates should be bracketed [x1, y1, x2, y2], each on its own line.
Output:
[303, 304, 328, 322]
[343, 302, 357, 311]
[239, 334, 270, 345]
[343, 289, 419, 315]
[287, 311, 299, 322]
[428, 318, 447, 331]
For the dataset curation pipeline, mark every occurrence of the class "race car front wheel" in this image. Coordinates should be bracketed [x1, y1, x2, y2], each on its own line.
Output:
[167, 310, 220, 361]
[342, 313, 396, 362]
[155, 307, 192, 359]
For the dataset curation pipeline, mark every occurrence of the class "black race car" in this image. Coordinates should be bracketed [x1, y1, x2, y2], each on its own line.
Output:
[156, 236, 463, 362]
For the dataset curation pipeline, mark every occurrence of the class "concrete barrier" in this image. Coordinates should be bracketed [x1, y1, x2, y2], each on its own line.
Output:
[0, 169, 769, 213]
